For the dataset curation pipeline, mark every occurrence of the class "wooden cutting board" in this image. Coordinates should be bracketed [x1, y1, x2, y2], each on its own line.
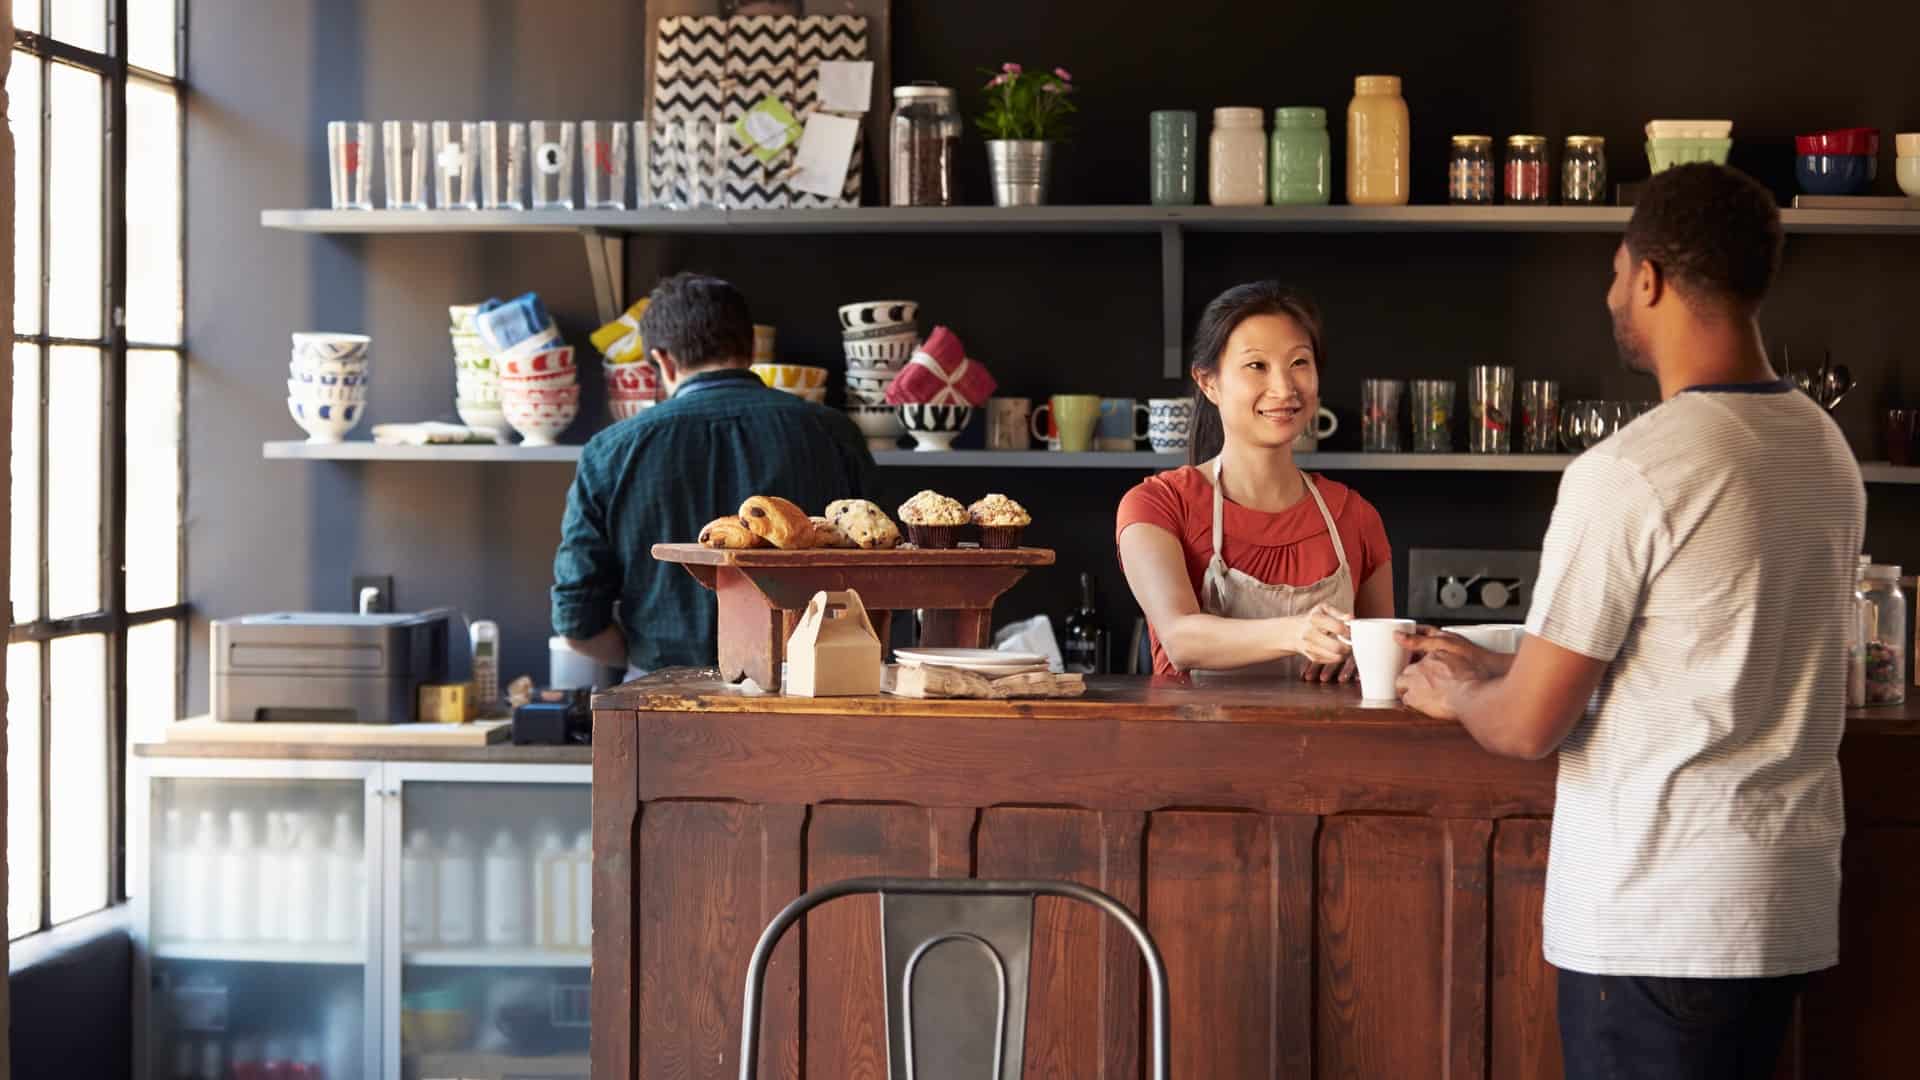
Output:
[884, 664, 1086, 699]
[165, 717, 510, 747]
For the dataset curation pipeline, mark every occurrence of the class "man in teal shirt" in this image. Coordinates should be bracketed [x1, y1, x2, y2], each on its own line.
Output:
[553, 273, 874, 674]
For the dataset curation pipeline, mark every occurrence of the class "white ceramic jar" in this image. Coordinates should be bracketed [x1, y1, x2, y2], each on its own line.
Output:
[1210, 107, 1268, 206]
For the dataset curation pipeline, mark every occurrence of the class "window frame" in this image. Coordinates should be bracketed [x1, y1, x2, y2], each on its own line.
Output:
[10, 0, 188, 938]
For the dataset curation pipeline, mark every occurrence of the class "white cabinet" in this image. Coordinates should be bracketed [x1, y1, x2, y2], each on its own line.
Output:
[135, 756, 591, 1080]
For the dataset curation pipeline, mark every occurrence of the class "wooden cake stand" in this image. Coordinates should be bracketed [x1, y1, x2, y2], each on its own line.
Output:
[651, 544, 1056, 690]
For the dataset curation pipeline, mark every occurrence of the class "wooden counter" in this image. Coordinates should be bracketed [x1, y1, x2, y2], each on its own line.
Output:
[590, 670, 1920, 1079]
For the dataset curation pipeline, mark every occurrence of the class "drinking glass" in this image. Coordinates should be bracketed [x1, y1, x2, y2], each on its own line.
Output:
[581, 121, 630, 209]
[1410, 379, 1454, 452]
[1361, 379, 1404, 452]
[530, 121, 577, 209]
[478, 121, 526, 210]
[381, 121, 428, 209]
[632, 119, 652, 208]
[1560, 399, 1589, 452]
[326, 121, 373, 209]
[1468, 365, 1514, 453]
[1520, 379, 1560, 453]
[1581, 400, 1613, 449]
[432, 121, 479, 209]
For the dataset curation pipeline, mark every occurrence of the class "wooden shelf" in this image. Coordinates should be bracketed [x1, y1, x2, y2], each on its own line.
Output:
[153, 941, 363, 965]
[403, 947, 590, 969]
[260, 205, 1920, 236]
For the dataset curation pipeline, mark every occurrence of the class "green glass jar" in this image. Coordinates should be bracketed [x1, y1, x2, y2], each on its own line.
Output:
[1270, 106, 1331, 206]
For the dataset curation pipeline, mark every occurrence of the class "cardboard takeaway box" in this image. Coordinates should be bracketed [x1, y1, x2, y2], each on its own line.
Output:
[785, 589, 882, 697]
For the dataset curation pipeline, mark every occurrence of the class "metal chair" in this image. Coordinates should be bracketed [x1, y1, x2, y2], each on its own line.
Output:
[739, 876, 1170, 1080]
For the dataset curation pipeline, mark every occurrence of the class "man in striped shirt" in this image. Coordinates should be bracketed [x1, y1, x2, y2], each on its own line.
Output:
[1397, 164, 1863, 1079]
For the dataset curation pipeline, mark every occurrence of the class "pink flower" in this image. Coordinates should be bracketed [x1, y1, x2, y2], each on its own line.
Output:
[1001, 62, 1023, 74]
[1042, 82, 1062, 94]
[985, 74, 1009, 88]
[1054, 67, 1073, 82]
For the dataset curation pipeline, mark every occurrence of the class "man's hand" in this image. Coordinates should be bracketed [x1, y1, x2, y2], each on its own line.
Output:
[1394, 628, 1505, 720]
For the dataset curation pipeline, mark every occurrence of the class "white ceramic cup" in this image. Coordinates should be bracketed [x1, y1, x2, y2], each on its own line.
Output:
[1292, 406, 1340, 452]
[1450, 624, 1524, 654]
[1346, 618, 1414, 702]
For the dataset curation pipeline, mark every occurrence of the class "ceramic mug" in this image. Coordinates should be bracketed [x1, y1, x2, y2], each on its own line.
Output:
[1032, 394, 1101, 453]
[1148, 397, 1194, 453]
[986, 397, 1032, 450]
[1096, 397, 1152, 451]
[1292, 406, 1340, 452]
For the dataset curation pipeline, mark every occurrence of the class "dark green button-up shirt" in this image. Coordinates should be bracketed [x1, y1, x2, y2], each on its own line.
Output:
[551, 367, 875, 672]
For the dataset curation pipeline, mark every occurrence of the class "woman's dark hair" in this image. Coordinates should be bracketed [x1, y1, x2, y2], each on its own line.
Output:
[1186, 282, 1327, 466]
[638, 271, 755, 371]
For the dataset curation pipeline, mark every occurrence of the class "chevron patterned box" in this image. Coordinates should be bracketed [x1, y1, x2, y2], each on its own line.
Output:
[792, 15, 868, 208]
[650, 16, 727, 207]
[724, 16, 796, 209]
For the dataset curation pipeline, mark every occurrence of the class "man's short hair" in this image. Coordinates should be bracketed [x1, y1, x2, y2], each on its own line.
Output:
[638, 272, 754, 370]
[1624, 163, 1782, 312]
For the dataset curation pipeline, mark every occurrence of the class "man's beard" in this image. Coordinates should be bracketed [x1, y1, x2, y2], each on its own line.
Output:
[1612, 310, 1651, 374]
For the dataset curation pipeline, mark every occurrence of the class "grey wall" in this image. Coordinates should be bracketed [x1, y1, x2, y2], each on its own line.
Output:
[188, 0, 1920, 705]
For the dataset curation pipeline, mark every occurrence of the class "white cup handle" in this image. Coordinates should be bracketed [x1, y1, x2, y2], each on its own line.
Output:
[1315, 407, 1339, 439]
[1031, 402, 1052, 443]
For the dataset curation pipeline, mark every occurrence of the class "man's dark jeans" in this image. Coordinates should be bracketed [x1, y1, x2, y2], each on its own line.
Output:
[1558, 967, 1806, 1080]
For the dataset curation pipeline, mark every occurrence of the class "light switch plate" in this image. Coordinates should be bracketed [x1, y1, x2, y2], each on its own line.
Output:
[1407, 548, 1542, 622]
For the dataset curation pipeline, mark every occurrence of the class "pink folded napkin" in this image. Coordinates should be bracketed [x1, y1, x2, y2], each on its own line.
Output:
[883, 326, 997, 406]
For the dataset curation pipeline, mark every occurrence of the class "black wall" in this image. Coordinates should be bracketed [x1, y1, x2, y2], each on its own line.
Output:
[187, 0, 1920, 705]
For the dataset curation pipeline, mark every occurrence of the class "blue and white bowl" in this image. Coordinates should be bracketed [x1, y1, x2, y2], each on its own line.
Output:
[287, 398, 365, 443]
[288, 378, 369, 404]
[290, 332, 370, 367]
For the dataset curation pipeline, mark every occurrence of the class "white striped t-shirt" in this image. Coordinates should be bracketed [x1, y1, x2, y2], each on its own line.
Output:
[1526, 382, 1864, 978]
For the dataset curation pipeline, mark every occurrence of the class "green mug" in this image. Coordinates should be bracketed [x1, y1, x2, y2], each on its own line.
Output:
[1032, 394, 1102, 453]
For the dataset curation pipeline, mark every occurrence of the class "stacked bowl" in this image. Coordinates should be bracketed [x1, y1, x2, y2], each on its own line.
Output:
[1796, 128, 1878, 196]
[1901, 133, 1920, 198]
[448, 304, 506, 435]
[751, 363, 829, 403]
[287, 332, 370, 443]
[497, 343, 579, 447]
[1645, 119, 1732, 173]
[839, 300, 917, 449]
[605, 360, 661, 421]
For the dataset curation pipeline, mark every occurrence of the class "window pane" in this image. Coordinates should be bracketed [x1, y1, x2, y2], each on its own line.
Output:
[11, 52, 42, 336]
[48, 63, 102, 340]
[129, 0, 177, 76]
[126, 81, 181, 344]
[50, 0, 107, 53]
[47, 346, 101, 617]
[126, 350, 180, 610]
[49, 632, 108, 924]
[127, 619, 176, 746]
[8, 641, 43, 939]
[16, 2, 41, 33]
[12, 342, 41, 623]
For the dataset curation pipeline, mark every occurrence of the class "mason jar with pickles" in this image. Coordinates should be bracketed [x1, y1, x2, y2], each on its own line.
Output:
[1504, 135, 1549, 204]
[1448, 135, 1495, 204]
[1563, 135, 1608, 205]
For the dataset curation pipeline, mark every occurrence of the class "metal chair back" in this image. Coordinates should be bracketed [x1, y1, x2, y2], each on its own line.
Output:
[739, 876, 1170, 1080]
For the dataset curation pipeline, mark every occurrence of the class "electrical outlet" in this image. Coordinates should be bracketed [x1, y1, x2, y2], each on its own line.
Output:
[352, 574, 394, 614]
[1406, 548, 1541, 622]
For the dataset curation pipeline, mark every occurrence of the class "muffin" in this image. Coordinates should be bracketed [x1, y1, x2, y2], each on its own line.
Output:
[896, 490, 969, 548]
[967, 494, 1031, 549]
[824, 498, 902, 549]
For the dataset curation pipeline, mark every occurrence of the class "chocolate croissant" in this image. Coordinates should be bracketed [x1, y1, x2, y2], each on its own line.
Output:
[697, 515, 762, 550]
[738, 495, 815, 549]
[808, 516, 857, 549]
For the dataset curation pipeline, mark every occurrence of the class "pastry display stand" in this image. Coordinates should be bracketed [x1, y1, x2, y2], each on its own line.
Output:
[650, 544, 1056, 691]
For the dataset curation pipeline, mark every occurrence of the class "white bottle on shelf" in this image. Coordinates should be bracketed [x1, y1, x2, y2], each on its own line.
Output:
[158, 808, 189, 941]
[483, 828, 531, 946]
[533, 826, 571, 948]
[324, 810, 363, 945]
[181, 810, 220, 943]
[216, 809, 258, 942]
[572, 829, 593, 948]
[437, 829, 479, 946]
[255, 811, 287, 942]
[401, 828, 438, 947]
[284, 816, 324, 944]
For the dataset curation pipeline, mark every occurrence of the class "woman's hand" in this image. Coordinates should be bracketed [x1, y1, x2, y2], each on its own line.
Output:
[1287, 603, 1353, 668]
[1301, 657, 1357, 683]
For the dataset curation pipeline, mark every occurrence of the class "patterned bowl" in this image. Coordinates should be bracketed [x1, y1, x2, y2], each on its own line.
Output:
[290, 332, 370, 365]
[842, 333, 917, 370]
[846, 404, 905, 450]
[499, 345, 575, 379]
[837, 300, 918, 333]
[500, 396, 578, 447]
[607, 395, 657, 422]
[898, 403, 973, 452]
[456, 400, 508, 434]
[497, 366, 578, 391]
[287, 378, 369, 404]
[287, 398, 364, 443]
[604, 361, 660, 398]
[751, 363, 829, 391]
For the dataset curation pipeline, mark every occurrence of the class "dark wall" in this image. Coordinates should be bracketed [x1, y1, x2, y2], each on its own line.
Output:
[8, 924, 132, 1078]
[188, 0, 1920, 706]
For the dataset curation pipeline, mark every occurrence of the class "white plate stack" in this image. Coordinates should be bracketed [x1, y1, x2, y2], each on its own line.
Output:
[287, 333, 370, 443]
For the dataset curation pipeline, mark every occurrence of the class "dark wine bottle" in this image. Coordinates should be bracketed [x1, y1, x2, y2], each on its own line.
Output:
[1063, 572, 1109, 674]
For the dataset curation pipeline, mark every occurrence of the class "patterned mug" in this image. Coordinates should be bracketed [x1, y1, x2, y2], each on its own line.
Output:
[985, 397, 1032, 450]
[1148, 397, 1195, 454]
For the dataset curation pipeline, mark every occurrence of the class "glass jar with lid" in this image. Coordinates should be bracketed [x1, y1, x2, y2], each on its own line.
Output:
[1563, 135, 1608, 205]
[1270, 107, 1330, 206]
[1448, 135, 1494, 204]
[1347, 75, 1410, 206]
[890, 83, 959, 207]
[1505, 135, 1548, 204]
[1209, 107, 1268, 207]
[1852, 563, 1907, 706]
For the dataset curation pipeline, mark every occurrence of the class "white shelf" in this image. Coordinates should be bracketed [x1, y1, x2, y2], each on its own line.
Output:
[403, 947, 591, 969]
[152, 941, 364, 966]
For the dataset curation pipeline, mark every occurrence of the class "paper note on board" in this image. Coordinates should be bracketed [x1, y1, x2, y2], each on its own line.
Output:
[817, 60, 875, 113]
[791, 113, 861, 198]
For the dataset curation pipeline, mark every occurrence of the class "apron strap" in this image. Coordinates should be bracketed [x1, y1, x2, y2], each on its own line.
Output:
[1301, 474, 1351, 583]
[1211, 458, 1226, 561]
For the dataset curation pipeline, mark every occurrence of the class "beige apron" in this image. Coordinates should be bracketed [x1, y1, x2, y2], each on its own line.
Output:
[1193, 458, 1355, 679]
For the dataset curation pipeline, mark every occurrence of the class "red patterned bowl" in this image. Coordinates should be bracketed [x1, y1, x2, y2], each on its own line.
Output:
[499, 346, 575, 379]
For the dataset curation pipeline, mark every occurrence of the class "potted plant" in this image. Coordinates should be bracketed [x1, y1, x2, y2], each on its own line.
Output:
[977, 63, 1076, 207]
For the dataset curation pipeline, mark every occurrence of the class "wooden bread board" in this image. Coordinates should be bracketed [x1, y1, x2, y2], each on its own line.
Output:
[165, 717, 510, 747]
[884, 663, 1086, 699]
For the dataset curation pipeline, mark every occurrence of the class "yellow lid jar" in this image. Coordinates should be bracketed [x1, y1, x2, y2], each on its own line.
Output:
[1347, 75, 1410, 206]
